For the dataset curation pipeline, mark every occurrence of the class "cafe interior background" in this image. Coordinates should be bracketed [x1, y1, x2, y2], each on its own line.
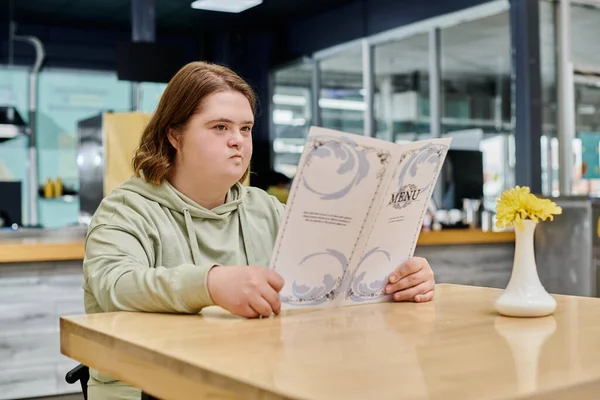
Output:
[4, 0, 600, 229]
[1, 0, 600, 398]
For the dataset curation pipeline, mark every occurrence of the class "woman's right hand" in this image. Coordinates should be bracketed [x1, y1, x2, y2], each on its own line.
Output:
[207, 265, 285, 318]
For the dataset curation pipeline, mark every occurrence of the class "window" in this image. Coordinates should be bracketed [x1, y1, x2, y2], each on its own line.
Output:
[374, 33, 430, 143]
[271, 62, 313, 178]
[319, 44, 365, 135]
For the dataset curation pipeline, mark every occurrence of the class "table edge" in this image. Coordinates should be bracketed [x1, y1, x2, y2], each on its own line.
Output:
[59, 315, 295, 400]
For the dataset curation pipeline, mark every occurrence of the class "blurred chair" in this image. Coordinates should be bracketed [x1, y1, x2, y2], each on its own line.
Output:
[266, 170, 291, 204]
[65, 363, 159, 399]
[65, 363, 89, 400]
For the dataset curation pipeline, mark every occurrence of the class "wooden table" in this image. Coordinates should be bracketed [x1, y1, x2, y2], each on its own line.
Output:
[60, 284, 600, 400]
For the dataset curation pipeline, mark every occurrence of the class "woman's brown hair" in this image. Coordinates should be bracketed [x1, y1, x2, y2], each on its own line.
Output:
[133, 61, 256, 185]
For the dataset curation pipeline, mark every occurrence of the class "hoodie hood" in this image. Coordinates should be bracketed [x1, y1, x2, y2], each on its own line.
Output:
[117, 175, 246, 220]
[116, 176, 249, 266]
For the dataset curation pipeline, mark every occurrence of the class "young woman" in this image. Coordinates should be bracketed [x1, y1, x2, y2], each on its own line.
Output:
[83, 61, 436, 399]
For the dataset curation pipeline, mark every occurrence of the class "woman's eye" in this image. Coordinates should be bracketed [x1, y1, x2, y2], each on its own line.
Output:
[215, 125, 227, 131]
[241, 126, 252, 132]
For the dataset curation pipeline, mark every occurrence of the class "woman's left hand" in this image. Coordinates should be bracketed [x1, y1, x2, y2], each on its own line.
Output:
[385, 257, 435, 303]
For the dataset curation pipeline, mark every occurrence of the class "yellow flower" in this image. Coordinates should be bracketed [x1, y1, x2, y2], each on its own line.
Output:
[495, 186, 562, 230]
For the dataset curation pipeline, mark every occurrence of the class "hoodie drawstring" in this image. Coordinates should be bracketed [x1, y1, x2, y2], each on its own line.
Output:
[183, 208, 202, 265]
[238, 204, 258, 266]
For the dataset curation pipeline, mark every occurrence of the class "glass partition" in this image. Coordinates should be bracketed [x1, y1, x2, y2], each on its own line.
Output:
[319, 44, 364, 135]
[440, 9, 514, 210]
[374, 33, 430, 143]
[571, 80, 600, 196]
[572, 2, 600, 71]
[441, 11, 512, 134]
[266, 1, 571, 206]
[542, 1, 600, 196]
[271, 61, 313, 178]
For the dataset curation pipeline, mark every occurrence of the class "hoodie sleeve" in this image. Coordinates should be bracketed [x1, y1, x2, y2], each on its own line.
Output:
[84, 224, 216, 314]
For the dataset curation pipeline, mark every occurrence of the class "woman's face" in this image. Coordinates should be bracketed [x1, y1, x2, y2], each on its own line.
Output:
[171, 90, 253, 186]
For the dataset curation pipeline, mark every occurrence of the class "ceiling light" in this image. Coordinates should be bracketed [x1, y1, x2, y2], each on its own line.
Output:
[273, 94, 307, 106]
[190, 0, 262, 13]
[273, 94, 367, 111]
[319, 98, 366, 111]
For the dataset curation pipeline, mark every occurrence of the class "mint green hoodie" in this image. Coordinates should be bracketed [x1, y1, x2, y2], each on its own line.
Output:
[82, 175, 284, 399]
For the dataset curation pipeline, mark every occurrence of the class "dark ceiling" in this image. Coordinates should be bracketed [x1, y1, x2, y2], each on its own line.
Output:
[1, 0, 358, 33]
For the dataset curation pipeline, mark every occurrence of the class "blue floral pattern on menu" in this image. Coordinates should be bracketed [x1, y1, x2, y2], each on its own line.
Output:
[397, 143, 448, 193]
[347, 247, 391, 301]
[282, 249, 348, 306]
[301, 135, 387, 200]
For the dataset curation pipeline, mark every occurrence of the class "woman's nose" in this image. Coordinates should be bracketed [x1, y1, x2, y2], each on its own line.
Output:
[228, 131, 243, 147]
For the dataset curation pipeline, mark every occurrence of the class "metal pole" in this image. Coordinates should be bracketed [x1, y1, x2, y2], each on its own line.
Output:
[131, 83, 142, 112]
[428, 27, 444, 209]
[8, 0, 14, 65]
[131, 0, 155, 112]
[494, 57, 504, 132]
[362, 39, 375, 137]
[12, 33, 45, 226]
[429, 27, 442, 138]
[557, 0, 575, 195]
[311, 57, 321, 128]
[131, 0, 155, 43]
[509, 0, 543, 194]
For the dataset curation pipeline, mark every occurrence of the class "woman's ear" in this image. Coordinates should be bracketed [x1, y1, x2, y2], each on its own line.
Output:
[167, 127, 181, 150]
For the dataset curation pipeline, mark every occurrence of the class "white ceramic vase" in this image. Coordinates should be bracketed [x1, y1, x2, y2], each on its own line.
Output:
[494, 219, 557, 317]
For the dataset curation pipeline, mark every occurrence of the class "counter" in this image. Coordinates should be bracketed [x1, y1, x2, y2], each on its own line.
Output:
[418, 228, 514, 246]
[0, 229, 513, 264]
[0, 237, 85, 263]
